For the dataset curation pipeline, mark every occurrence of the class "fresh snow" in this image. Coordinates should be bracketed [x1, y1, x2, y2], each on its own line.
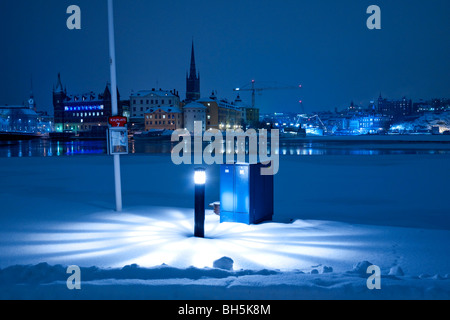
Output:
[0, 153, 449, 299]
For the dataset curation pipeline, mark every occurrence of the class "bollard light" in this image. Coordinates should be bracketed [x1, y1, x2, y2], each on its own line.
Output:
[194, 169, 206, 185]
[194, 168, 206, 238]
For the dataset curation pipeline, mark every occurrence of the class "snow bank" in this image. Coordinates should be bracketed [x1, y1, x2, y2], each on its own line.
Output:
[0, 262, 448, 300]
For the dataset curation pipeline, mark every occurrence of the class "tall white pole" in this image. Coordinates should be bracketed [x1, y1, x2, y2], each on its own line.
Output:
[107, 0, 122, 212]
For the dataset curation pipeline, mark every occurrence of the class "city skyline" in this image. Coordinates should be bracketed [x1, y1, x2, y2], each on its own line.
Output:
[1, 0, 450, 114]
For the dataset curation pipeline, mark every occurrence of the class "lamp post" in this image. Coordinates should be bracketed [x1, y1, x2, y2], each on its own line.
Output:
[107, 0, 122, 212]
[194, 168, 206, 238]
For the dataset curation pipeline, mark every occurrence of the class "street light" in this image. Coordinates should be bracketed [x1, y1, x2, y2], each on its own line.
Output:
[194, 168, 206, 238]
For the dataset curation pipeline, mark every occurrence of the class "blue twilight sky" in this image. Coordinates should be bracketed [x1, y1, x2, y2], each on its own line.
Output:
[0, 0, 449, 114]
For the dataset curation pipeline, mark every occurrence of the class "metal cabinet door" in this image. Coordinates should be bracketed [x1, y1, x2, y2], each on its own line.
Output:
[220, 165, 234, 213]
[235, 165, 250, 214]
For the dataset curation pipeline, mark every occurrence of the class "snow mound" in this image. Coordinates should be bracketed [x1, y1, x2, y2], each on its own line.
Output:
[431, 274, 444, 280]
[213, 257, 234, 271]
[389, 266, 404, 276]
[348, 261, 373, 276]
[322, 266, 333, 274]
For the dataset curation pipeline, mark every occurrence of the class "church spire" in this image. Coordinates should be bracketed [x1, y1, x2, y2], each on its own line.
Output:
[189, 40, 198, 79]
[186, 40, 200, 102]
[55, 73, 64, 93]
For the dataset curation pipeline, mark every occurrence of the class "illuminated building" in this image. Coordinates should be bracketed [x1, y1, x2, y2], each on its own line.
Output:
[0, 105, 38, 133]
[348, 114, 390, 134]
[144, 106, 183, 131]
[52, 73, 123, 134]
[414, 98, 450, 114]
[130, 89, 180, 123]
[196, 91, 242, 131]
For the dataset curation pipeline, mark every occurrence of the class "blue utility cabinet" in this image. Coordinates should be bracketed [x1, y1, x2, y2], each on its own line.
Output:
[220, 163, 274, 224]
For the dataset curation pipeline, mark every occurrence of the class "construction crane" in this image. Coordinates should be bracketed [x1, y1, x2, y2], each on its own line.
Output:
[299, 100, 305, 114]
[234, 80, 302, 108]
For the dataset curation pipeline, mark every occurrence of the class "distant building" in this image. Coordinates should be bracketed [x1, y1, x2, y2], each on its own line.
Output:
[348, 101, 359, 113]
[186, 41, 200, 102]
[36, 111, 54, 134]
[234, 94, 259, 128]
[196, 91, 242, 131]
[121, 99, 131, 121]
[130, 89, 180, 123]
[52, 73, 122, 134]
[377, 94, 413, 118]
[183, 102, 206, 132]
[0, 86, 52, 134]
[144, 106, 183, 131]
[0, 105, 38, 133]
[414, 98, 450, 113]
[322, 116, 349, 133]
[348, 114, 390, 134]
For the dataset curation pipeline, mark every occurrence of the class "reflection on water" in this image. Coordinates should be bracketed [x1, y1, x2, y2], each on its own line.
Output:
[1, 138, 450, 158]
[0, 140, 106, 158]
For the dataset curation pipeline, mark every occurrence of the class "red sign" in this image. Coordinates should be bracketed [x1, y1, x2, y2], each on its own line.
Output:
[109, 116, 128, 127]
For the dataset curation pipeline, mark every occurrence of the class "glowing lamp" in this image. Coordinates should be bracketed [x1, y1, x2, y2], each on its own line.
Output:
[194, 169, 206, 185]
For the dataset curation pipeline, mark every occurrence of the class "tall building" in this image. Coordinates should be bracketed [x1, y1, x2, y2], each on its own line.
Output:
[52, 73, 66, 131]
[52, 73, 122, 134]
[186, 41, 200, 102]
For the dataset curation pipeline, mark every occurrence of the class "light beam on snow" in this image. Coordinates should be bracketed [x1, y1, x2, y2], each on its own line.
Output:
[0, 207, 377, 271]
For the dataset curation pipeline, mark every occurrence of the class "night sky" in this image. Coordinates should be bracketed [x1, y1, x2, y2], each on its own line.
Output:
[1, 0, 449, 114]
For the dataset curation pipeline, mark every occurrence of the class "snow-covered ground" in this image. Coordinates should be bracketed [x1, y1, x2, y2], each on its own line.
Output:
[391, 112, 450, 133]
[0, 153, 449, 299]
